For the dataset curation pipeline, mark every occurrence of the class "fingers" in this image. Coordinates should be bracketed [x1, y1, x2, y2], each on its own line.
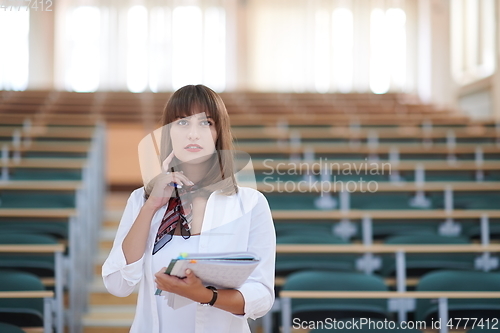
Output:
[170, 172, 194, 187]
[154, 268, 177, 291]
[184, 269, 196, 282]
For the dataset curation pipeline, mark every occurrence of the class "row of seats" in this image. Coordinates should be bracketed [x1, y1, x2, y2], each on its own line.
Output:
[283, 270, 500, 333]
[276, 233, 485, 278]
[0, 120, 105, 333]
[0, 90, 487, 126]
[218, 97, 500, 333]
[2, 91, 498, 333]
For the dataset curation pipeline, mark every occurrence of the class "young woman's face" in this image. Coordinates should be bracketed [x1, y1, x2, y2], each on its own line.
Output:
[170, 110, 218, 165]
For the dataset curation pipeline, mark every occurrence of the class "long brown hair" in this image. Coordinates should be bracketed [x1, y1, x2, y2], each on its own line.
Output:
[145, 85, 238, 198]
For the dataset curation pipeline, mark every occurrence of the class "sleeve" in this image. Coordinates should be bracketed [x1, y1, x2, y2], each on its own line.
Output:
[235, 191, 276, 320]
[101, 189, 147, 297]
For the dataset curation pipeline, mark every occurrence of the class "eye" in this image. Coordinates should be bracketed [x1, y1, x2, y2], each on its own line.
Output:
[200, 120, 213, 126]
[177, 119, 188, 126]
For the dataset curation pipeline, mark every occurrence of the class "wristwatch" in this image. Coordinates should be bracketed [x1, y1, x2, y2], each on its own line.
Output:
[200, 286, 218, 306]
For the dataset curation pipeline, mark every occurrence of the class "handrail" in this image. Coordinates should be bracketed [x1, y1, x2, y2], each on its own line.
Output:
[0, 181, 81, 190]
[280, 290, 500, 298]
[276, 244, 500, 254]
[272, 210, 500, 220]
[0, 244, 65, 253]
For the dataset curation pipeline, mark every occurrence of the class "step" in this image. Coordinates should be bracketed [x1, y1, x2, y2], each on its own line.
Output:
[106, 192, 130, 210]
[105, 209, 124, 221]
[99, 226, 118, 251]
[83, 305, 135, 333]
[83, 192, 137, 333]
[94, 250, 107, 275]
[102, 209, 124, 228]
[84, 328, 130, 333]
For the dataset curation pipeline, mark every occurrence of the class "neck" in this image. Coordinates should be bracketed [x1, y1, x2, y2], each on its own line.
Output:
[181, 158, 212, 184]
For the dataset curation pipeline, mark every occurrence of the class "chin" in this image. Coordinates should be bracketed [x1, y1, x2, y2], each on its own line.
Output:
[176, 151, 216, 165]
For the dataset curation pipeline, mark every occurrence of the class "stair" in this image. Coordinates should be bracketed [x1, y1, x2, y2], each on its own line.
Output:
[83, 192, 136, 333]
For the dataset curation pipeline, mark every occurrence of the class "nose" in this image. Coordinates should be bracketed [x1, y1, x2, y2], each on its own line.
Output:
[187, 123, 200, 141]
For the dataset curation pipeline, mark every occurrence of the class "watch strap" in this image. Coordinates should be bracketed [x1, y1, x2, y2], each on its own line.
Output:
[201, 286, 218, 306]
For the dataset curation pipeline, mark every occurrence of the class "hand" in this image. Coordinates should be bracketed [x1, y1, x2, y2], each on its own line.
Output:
[145, 152, 194, 211]
[154, 268, 212, 303]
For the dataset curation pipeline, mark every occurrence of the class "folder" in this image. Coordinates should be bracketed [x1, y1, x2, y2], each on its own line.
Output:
[154, 252, 260, 309]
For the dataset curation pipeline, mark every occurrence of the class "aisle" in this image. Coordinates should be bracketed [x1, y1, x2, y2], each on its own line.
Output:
[83, 191, 136, 333]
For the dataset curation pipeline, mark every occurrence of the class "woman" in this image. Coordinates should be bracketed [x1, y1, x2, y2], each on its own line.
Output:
[102, 84, 276, 333]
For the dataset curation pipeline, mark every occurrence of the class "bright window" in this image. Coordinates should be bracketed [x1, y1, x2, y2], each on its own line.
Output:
[450, 0, 496, 84]
[203, 7, 226, 92]
[172, 6, 203, 90]
[67, 6, 100, 92]
[370, 8, 406, 94]
[0, 10, 29, 90]
[314, 10, 330, 93]
[332, 8, 353, 93]
[149, 7, 171, 93]
[127, 6, 148, 93]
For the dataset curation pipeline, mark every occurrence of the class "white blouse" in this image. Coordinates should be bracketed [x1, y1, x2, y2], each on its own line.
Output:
[102, 186, 276, 333]
[152, 235, 200, 333]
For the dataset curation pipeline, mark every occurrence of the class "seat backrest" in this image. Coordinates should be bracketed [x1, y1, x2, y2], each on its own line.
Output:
[283, 271, 387, 292]
[0, 270, 45, 315]
[0, 322, 25, 333]
[282, 271, 389, 319]
[417, 270, 500, 292]
[416, 270, 500, 322]
[277, 233, 348, 244]
[0, 233, 58, 245]
[385, 233, 469, 245]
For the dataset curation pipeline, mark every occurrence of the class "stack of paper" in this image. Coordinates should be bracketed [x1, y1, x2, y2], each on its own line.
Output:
[155, 252, 260, 309]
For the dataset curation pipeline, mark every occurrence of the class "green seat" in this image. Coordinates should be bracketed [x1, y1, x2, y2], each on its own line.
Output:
[266, 194, 320, 210]
[23, 152, 87, 158]
[485, 171, 500, 181]
[275, 222, 334, 237]
[433, 192, 500, 210]
[0, 221, 68, 240]
[416, 270, 500, 326]
[0, 322, 25, 333]
[350, 193, 435, 210]
[11, 169, 82, 181]
[372, 221, 439, 239]
[0, 191, 75, 208]
[255, 173, 303, 182]
[381, 234, 475, 277]
[466, 221, 500, 240]
[0, 270, 45, 327]
[0, 233, 58, 277]
[424, 171, 475, 182]
[276, 234, 356, 276]
[282, 271, 389, 322]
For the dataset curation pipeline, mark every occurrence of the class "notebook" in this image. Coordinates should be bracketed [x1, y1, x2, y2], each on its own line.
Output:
[154, 252, 260, 309]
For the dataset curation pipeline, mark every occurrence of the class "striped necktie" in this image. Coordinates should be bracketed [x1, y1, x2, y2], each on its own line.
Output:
[152, 185, 197, 255]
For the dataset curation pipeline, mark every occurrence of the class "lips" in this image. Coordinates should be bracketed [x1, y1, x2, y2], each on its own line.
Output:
[184, 144, 203, 152]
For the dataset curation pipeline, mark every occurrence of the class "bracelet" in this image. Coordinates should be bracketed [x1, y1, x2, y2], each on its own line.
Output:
[200, 286, 218, 306]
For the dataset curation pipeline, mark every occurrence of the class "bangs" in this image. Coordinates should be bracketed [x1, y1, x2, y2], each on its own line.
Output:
[165, 85, 223, 124]
[170, 101, 211, 120]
